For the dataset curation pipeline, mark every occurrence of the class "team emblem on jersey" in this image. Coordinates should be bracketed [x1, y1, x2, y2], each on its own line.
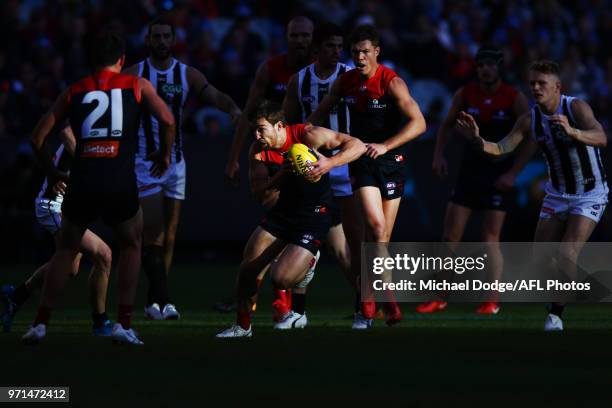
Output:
[394, 154, 404, 163]
[368, 98, 387, 109]
[159, 83, 183, 104]
[314, 206, 328, 214]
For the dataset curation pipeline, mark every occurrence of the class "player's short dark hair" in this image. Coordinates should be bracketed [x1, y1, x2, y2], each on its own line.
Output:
[529, 60, 561, 78]
[475, 47, 503, 64]
[313, 22, 343, 48]
[348, 25, 379, 47]
[91, 30, 125, 67]
[251, 101, 285, 125]
[148, 17, 175, 37]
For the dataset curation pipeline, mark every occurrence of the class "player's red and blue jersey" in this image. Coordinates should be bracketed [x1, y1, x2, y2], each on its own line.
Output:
[339, 64, 404, 159]
[260, 124, 332, 218]
[265, 54, 303, 104]
[66, 70, 141, 190]
[459, 82, 519, 183]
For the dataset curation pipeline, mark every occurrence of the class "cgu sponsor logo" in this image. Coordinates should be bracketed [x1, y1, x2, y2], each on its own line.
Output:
[81, 141, 119, 158]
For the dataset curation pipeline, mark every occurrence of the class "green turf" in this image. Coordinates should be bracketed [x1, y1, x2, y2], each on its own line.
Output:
[1, 261, 612, 407]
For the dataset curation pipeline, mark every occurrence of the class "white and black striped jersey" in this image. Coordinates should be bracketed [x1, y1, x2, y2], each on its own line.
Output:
[38, 144, 72, 200]
[531, 95, 608, 196]
[297, 62, 350, 133]
[137, 58, 189, 163]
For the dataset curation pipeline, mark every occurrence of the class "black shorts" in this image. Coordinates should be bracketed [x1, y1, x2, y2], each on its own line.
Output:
[260, 211, 331, 256]
[330, 200, 342, 227]
[62, 183, 140, 229]
[349, 156, 408, 200]
[450, 176, 515, 212]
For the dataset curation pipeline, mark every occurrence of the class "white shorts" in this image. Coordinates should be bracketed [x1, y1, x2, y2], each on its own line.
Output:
[34, 197, 62, 234]
[539, 188, 608, 223]
[330, 163, 352, 198]
[136, 157, 186, 200]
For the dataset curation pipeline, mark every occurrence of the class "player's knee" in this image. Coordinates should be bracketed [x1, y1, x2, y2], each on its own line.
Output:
[368, 220, 387, 242]
[558, 243, 580, 262]
[94, 245, 112, 272]
[270, 270, 293, 290]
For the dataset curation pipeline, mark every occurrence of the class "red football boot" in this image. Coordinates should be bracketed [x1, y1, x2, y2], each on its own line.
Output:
[475, 302, 500, 315]
[383, 301, 402, 326]
[415, 301, 448, 313]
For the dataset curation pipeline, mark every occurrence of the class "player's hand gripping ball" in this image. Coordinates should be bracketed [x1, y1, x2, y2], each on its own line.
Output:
[288, 143, 321, 182]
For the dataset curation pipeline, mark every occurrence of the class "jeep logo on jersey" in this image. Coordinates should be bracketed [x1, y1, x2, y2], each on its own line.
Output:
[159, 83, 183, 104]
[81, 141, 119, 158]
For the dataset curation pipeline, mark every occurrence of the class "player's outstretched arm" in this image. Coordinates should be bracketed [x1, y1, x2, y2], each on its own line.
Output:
[302, 125, 367, 179]
[550, 99, 607, 147]
[139, 77, 176, 177]
[226, 63, 269, 184]
[188, 66, 241, 124]
[306, 77, 341, 126]
[458, 111, 530, 156]
[282, 74, 301, 125]
[30, 88, 70, 182]
[432, 88, 464, 178]
[365, 77, 426, 159]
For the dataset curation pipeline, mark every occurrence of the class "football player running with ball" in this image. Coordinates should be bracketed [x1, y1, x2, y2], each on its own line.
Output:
[216, 101, 365, 338]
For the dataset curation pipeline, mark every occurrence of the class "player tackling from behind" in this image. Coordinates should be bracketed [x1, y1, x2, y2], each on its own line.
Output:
[216, 101, 365, 337]
[457, 60, 608, 331]
[24, 31, 175, 345]
[309, 25, 426, 328]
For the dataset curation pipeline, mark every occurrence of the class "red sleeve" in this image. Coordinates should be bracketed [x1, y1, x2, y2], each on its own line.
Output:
[133, 77, 141, 104]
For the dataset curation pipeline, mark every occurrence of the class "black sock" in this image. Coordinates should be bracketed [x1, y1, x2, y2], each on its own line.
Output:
[354, 292, 361, 313]
[11, 283, 30, 307]
[92, 312, 109, 328]
[143, 245, 169, 307]
[292, 293, 306, 315]
[549, 303, 565, 318]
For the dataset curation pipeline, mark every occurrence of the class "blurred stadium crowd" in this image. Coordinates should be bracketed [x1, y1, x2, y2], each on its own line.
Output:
[2, 0, 612, 260]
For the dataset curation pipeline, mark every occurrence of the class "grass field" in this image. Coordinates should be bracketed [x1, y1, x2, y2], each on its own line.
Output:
[2, 259, 612, 407]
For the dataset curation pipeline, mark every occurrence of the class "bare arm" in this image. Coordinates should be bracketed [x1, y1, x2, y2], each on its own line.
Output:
[433, 88, 464, 157]
[550, 99, 607, 147]
[139, 77, 176, 176]
[383, 77, 426, 150]
[30, 88, 70, 182]
[226, 62, 270, 182]
[248, 143, 287, 206]
[457, 111, 531, 156]
[58, 124, 76, 155]
[306, 77, 342, 125]
[283, 74, 302, 125]
[301, 125, 367, 179]
[187, 66, 241, 122]
[432, 88, 463, 178]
